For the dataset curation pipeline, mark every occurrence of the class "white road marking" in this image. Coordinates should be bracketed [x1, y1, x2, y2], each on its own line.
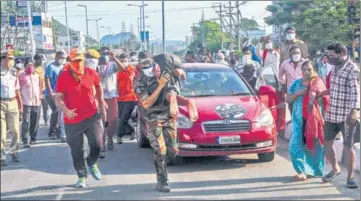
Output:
[55, 191, 63, 200]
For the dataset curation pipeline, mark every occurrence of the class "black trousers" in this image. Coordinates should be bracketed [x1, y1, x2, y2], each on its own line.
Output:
[65, 113, 103, 178]
[117, 101, 137, 138]
[46, 96, 59, 134]
[21, 105, 40, 142]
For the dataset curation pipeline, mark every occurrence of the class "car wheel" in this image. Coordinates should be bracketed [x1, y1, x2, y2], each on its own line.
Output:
[136, 115, 150, 148]
[167, 156, 186, 166]
[258, 152, 275, 162]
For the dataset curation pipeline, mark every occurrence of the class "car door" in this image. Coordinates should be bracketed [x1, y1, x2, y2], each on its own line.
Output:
[255, 65, 286, 134]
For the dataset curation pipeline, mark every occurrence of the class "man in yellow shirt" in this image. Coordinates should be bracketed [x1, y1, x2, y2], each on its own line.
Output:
[34, 53, 50, 127]
[280, 26, 309, 64]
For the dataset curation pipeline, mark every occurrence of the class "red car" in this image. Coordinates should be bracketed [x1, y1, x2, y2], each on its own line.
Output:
[136, 63, 286, 163]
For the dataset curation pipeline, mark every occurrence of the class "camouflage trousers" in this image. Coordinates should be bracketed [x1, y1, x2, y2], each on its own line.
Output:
[145, 118, 179, 182]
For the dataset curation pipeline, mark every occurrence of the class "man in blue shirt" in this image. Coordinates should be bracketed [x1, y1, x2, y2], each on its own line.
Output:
[45, 51, 67, 141]
[242, 38, 262, 65]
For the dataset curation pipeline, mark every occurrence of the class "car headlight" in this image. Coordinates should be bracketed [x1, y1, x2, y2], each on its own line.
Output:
[256, 109, 274, 126]
[176, 114, 193, 129]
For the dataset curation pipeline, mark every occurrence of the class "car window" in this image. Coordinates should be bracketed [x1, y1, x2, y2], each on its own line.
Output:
[255, 66, 278, 90]
[181, 66, 252, 97]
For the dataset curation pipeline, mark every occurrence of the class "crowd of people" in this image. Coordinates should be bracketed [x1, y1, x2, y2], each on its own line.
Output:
[0, 25, 359, 192]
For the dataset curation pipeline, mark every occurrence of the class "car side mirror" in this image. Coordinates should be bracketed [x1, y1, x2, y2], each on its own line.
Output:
[258, 85, 277, 108]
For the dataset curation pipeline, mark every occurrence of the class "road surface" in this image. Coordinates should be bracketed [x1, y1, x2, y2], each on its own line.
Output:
[1, 121, 360, 200]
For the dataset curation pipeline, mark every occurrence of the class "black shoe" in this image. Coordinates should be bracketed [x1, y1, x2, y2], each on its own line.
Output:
[99, 152, 106, 159]
[347, 178, 359, 189]
[51, 134, 57, 140]
[24, 143, 31, 148]
[60, 137, 66, 143]
[117, 137, 123, 144]
[107, 137, 114, 150]
[30, 139, 37, 145]
[129, 132, 135, 141]
[10, 153, 20, 163]
[156, 180, 171, 193]
[1, 159, 7, 167]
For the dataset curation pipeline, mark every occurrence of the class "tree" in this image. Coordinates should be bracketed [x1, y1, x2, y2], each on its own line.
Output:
[188, 20, 228, 53]
[239, 18, 260, 32]
[264, 0, 360, 54]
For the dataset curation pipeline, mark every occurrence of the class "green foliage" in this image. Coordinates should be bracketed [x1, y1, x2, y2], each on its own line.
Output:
[239, 18, 260, 32]
[188, 20, 229, 52]
[264, 0, 359, 54]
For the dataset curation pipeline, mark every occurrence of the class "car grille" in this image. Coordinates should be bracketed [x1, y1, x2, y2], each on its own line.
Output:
[202, 120, 251, 132]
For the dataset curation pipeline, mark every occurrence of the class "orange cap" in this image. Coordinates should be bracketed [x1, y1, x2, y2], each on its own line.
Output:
[69, 48, 84, 61]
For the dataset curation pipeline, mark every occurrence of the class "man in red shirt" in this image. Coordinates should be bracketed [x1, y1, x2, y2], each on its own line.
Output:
[55, 48, 106, 188]
[116, 53, 138, 144]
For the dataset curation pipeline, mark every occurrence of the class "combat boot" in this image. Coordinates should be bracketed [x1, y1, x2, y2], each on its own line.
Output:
[156, 179, 170, 193]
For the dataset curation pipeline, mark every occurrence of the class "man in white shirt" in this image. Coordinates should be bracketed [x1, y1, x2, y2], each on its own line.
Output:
[262, 39, 280, 75]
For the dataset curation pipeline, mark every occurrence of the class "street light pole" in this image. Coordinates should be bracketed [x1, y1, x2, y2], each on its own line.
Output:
[162, 0, 165, 53]
[88, 18, 102, 49]
[102, 26, 111, 50]
[78, 4, 89, 48]
[64, 1, 70, 53]
[127, 3, 148, 51]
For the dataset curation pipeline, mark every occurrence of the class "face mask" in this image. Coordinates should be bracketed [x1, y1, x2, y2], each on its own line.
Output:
[286, 33, 296, 41]
[86, 58, 99, 70]
[327, 56, 340, 65]
[58, 59, 66, 65]
[25, 66, 35, 74]
[16, 63, 23, 69]
[142, 65, 154, 77]
[291, 54, 301, 62]
[265, 43, 273, 50]
[70, 61, 85, 76]
[103, 56, 110, 63]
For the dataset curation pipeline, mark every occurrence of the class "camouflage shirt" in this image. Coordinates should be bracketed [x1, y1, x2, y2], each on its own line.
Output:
[134, 66, 179, 122]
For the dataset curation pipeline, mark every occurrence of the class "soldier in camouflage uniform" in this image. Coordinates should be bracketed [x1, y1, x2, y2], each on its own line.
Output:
[134, 53, 198, 192]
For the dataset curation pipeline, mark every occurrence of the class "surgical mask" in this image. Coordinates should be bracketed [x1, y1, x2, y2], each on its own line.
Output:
[86, 58, 99, 70]
[286, 33, 296, 41]
[265, 43, 273, 50]
[103, 56, 110, 63]
[58, 59, 66, 65]
[142, 65, 154, 77]
[16, 63, 23, 69]
[291, 54, 301, 62]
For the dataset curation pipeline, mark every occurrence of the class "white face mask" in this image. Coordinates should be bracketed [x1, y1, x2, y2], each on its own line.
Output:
[86, 58, 99, 70]
[286, 33, 296, 41]
[265, 43, 273, 50]
[143, 66, 154, 77]
[291, 54, 301, 62]
[16, 63, 23, 68]
[58, 59, 66, 65]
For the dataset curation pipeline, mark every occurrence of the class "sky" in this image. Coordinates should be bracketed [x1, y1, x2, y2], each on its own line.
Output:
[48, 1, 272, 41]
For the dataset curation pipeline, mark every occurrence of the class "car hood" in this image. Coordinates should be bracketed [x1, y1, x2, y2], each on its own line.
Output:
[179, 95, 265, 122]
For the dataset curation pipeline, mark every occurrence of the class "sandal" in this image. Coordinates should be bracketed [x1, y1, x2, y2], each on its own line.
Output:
[322, 170, 341, 183]
[347, 178, 358, 189]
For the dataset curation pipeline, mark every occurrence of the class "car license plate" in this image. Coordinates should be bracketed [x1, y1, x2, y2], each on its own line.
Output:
[217, 136, 241, 145]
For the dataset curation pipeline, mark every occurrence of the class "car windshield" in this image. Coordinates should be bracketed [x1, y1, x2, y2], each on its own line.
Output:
[181, 66, 252, 97]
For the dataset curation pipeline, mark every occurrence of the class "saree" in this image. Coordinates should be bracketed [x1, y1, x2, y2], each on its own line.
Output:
[288, 78, 327, 177]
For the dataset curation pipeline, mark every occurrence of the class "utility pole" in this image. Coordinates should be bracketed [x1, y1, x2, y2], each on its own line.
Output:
[64, 1, 70, 52]
[236, 1, 240, 50]
[228, 1, 233, 51]
[27, 0, 35, 57]
[162, 0, 166, 53]
[128, 2, 148, 51]
[219, 5, 224, 50]
[78, 4, 89, 48]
